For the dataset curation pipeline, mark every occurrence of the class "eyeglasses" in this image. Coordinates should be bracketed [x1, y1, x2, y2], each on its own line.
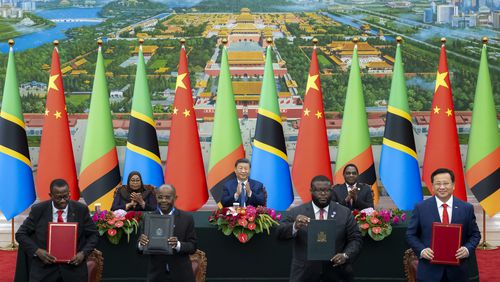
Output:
[52, 194, 70, 201]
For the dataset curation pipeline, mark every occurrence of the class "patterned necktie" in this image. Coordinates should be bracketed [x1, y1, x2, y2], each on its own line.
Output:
[442, 204, 449, 224]
[319, 208, 325, 220]
[240, 182, 246, 207]
[57, 210, 64, 223]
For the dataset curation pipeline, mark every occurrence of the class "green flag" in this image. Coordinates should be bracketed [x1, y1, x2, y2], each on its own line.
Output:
[207, 46, 245, 202]
[334, 42, 379, 204]
[465, 43, 500, 217]
[79, 43, 121, 211]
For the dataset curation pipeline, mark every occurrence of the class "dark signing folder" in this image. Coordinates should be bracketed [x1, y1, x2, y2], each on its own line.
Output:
[143, 213, 174, 255]
[307, 219, 336, 261]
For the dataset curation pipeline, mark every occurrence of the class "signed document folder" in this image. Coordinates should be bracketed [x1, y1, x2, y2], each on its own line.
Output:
[47, 222, 78, 262]
[307, 220, 336, 261]
[431, 222, 462, 265]
[143, 213, 174, 255]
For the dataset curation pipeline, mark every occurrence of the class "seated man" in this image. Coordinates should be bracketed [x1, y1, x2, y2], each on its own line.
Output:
[15, 179, 98, 282]
[221, 158, 266, 207]
[332, 164, 374, 210]
[138, 184, 197, 282]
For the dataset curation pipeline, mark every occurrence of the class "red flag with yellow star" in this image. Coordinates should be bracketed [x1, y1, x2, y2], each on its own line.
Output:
[36, 45, 79, 200]
[422, 44, 466, 201]
[164, 44, 208, 210]
[292, 46, 332, 202]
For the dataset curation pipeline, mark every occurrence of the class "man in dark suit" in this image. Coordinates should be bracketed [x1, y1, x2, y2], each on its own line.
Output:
[139, 184, 197, 282]
[332, 164, 374, 210]
[221, 158, 266, 207]
[16, 179, 98, 282]
[277, 175, 363, 282]
[406, 168, 481, 282]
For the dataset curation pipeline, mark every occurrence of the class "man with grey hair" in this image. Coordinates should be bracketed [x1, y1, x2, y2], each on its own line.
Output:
[138, 184, 197, 282]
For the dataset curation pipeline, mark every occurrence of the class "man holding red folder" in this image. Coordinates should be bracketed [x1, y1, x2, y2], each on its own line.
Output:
[16, 179, 98, 282]
[406, 168, 481, 282]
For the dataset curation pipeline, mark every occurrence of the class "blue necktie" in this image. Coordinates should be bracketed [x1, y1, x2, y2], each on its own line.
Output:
[240, 182, 247, 207]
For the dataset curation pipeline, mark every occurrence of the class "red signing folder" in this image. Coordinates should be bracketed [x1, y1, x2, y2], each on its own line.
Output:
[431, 222, 462, 265]
[47, 222, 78, 263]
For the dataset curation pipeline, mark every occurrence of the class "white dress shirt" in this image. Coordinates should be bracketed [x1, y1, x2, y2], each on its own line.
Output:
[52, 202, 68, 223]
[435, 196, 453, 223]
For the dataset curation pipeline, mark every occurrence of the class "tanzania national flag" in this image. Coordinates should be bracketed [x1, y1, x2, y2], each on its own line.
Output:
[0, 42, 36, 220]
[379, 41, 422, 211]
[250, 45, 293, 210]
[123, 42, 164, 187]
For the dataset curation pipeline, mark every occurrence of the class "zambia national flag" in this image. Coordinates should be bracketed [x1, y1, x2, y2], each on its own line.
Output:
[123, 43, 164, 187]
[465, 43, 500, 217]
[379, 42, 422, 211]
[207, 46, 245, 202]
[0, 42, 36, 220]
[79, 43, 121, 211]
[334, 43, 379, 204]
[250, 45, 293, 210]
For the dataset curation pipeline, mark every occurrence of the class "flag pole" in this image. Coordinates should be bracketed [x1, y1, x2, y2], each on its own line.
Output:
[1, 218, 18, 250]
[479, 209, 497, 250]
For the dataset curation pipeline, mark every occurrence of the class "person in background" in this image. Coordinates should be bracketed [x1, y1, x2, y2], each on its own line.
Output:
[111, 171, 157, 211]
[332, 164, 374, 211]
[221, 158, 266, 207]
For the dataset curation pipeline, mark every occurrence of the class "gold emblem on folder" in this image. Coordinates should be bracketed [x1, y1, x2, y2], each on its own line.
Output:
[317, 231, 327, 243]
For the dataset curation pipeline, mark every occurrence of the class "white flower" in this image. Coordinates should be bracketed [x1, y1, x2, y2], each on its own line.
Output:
[361, 207, 375, 216]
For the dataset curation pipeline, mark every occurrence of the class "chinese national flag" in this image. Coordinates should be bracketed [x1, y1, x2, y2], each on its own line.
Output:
[164, 44, 208, 210]
[422, 44, 466, 201]
[291, 47, 332, 202]
[36, 46, 79, 200]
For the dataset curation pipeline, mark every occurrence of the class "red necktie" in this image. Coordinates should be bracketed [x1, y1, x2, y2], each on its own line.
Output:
[319, 209, 325, 220]
[57, 210, 64, 223]
[442, 204, 449, 224]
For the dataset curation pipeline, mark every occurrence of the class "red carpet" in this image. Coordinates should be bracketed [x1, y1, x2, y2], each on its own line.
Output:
[0, 248, 498, 281]
[476, 248, 500, 282]
[0, 250, 17, 282]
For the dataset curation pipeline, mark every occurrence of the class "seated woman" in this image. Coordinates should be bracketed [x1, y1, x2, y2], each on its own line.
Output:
[111, 171, 157, 211]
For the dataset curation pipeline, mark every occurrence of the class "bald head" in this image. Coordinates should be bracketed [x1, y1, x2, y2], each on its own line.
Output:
[156, 184, 177, 214]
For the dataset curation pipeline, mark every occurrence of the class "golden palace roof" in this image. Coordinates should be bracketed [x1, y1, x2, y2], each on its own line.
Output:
[228, 51, 265, 64]
[131, 45, 159, 55]
[328, 41, 380, 56]
[232, 81, 262, 95]
[366, 61, 392, 68]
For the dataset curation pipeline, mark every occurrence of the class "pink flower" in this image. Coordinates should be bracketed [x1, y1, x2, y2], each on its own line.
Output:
[248, 216, 255, 222]
[369, 217, 380, 224]
[237, 218, 248, 227]
[247, 223, 256, 230]
[360, 223, 370, 230]
[276, 213, 282, 221]
[392, 216, 400, 224]
[401, 213, 407, 222]
[115, 221, 124, 228]
[237, 233, 248, 243]
[107, 219, 116, 225]
[107, 229, 117, 236]
[371, 227, 382, 234]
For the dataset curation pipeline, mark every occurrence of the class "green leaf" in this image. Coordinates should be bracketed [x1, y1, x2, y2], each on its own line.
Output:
[222, 225, 233, 236]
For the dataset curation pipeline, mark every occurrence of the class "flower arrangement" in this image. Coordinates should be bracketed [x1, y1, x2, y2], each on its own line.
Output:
[208, 205, 281, 243]
[352, 208, 406, 241]
[91, 209, 142, 245]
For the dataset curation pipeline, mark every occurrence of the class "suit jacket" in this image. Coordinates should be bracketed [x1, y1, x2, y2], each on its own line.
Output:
[276, 201, 363, 282]
[220, 178, 266, 207]
[141, 209, 197, 282]
[332, 183, 374, 211]
[406, 196, 481, 282]
[15, 200, 98, 282]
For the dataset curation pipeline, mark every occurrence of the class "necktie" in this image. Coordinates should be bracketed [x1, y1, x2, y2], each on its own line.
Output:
[319, 208, 325, 220]
[57, 210, 64, 223]
[240, 182, 247, 207]
[348, 186, 354, 207]
[442, 204, 449, 224]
